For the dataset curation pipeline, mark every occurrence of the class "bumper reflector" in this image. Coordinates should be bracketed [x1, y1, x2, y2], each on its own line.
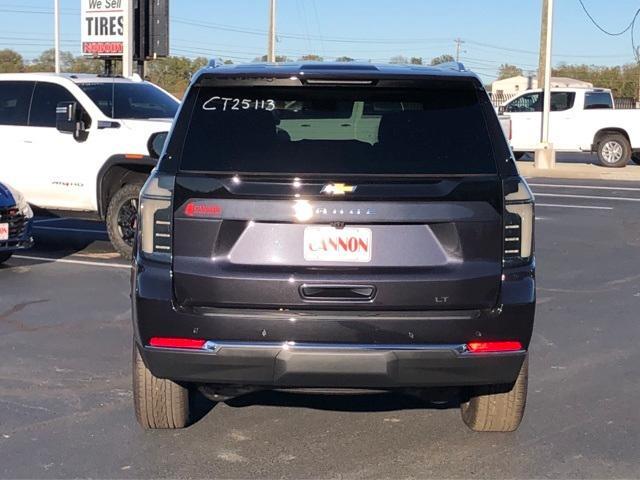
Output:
[466, 341, 523, 353]
[149, 337, 206, 349]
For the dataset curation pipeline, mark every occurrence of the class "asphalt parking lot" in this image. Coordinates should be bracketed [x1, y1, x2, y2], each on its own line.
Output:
[1, 177, 639, 479]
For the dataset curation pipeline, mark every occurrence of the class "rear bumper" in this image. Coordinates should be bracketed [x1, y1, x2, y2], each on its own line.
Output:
[140, 341, 526, 387]
[132, 258, 535, 388]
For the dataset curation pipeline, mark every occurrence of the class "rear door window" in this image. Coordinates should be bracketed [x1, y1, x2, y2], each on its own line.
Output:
[0, 81, 34, 126]
[180, 84, 498, 176]
[78, 83, 178, 119]
[550, 92, 575, 111]
[29, 82, 76, 127]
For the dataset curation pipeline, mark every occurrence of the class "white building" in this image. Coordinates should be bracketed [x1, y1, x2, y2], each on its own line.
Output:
[491, 75, 593, 96]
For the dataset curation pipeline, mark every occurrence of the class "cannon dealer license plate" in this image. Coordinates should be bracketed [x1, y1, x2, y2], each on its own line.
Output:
[304, 226, 372, 263]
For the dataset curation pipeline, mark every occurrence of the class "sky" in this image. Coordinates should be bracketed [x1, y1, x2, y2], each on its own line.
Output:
[1, 0, 639, 83]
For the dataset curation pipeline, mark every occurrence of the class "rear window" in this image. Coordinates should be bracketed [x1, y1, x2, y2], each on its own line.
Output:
[584, 92, 613, 110]
[180, 84, 497, 175]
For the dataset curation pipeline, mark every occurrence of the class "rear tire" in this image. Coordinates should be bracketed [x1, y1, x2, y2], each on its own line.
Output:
[460, 355, 528, 432]
[133, 344, 190, 429]
[0, 252, 12, 264]
[597, 134, 630, 168]
[106, 183, 142, 260]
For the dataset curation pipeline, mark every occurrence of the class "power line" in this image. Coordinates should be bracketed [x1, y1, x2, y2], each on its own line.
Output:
[576, 0, 640, 62]
[577, 0, 639, 36]
[311, 0, 326, 58]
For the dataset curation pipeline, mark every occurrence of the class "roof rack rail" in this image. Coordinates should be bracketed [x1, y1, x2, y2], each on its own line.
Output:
[208, 58, 219, 68]
[433, 61, 466, 72]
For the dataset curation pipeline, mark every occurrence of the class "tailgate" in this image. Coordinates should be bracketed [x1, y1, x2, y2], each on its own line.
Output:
[172, 175, 503, 310]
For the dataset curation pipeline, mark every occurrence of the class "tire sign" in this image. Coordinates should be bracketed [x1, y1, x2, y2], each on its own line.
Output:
[81, 0, 129, 56]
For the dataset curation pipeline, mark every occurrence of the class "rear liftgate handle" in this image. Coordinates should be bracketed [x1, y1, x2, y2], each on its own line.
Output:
[299, 284, 376, 302]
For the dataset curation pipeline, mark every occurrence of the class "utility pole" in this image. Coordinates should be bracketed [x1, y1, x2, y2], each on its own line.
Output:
[454, 38, 465, 62]
[267, 0, 276, 62]
[122, 0, 134, 77]
[537, 0, 548, 87]
[535, 0, 555, 169]
[636, 47, 640, 108]
[54, 0, 60, 73]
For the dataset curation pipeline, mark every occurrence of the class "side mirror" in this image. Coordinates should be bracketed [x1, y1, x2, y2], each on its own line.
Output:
[148, 131, 168, 159]
[56, 101, 88, 140]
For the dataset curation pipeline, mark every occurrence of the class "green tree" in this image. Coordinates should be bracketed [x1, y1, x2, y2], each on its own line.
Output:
[430, 54, 455, 65]
[390, 55, 408, 64]
[254, 54, 292, 62]
[336, 56, 354, 62]
[68, 56, 104, 74]
[0, 49, 24, 73]
[552, 63, 640, 99]
[27, 49, 74, 72]
[497, 64, 523, 80]
[410, 57, 423, 65]
[146, 56, 206, 98]
[299, 54, 323, 62]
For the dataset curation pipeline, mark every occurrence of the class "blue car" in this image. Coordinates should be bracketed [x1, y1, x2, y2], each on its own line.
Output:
[0, 182, 33, 264]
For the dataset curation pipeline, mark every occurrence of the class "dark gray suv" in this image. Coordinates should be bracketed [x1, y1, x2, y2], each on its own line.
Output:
[132, 62, 535, 432]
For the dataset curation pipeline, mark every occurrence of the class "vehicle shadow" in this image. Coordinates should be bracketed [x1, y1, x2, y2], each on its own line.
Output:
[518, 152, 600, 165]
[212, 388, 461, 414]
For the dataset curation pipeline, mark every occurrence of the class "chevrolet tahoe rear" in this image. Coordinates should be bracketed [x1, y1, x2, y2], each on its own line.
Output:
[131, 62, 535, 432]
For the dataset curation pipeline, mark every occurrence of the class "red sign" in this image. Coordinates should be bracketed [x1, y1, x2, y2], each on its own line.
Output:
[82, 41, 123, 55]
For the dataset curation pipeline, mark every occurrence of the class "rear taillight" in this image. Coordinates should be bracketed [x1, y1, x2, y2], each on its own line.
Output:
[466, 341, 523, 353]
[503, 178, 534, 267]
[139, 170, 174, 263]
[149, 337, 206, 349]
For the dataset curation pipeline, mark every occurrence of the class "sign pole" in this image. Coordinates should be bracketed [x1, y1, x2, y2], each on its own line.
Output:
[54, 0, 61, 73]
[267, 0, 276, 62]
[122, 0, 134, 77]
[534, 0, 555, 169]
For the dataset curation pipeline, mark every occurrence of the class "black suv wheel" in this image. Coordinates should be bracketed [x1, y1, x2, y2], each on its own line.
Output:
[133, 345, 191, 429]
[0, 252, 12, 264]
[460, 355, 528, 432]
[106, 184, 142, 259]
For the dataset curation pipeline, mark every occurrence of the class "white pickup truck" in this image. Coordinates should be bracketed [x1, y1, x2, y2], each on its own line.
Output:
[0, 73, 179, 257]
[500, 87, 640, 167]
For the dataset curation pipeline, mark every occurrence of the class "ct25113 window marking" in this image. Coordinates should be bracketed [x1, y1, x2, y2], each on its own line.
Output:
[202, 97, 276, 112]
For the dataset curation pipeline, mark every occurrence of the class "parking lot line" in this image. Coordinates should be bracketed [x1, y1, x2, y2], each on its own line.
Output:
[536, 203, 613, 210]
[12, 255, 130, 269]
[534, 193, 640, 202]
[33, 226, 107, 234]
[530, 183, 640, 192]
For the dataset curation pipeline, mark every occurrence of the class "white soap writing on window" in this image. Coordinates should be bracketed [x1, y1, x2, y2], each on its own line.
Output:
[203, 97, 276, 112]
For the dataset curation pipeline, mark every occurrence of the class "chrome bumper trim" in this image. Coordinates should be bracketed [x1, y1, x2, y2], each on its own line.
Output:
[200, 341, 470, 355]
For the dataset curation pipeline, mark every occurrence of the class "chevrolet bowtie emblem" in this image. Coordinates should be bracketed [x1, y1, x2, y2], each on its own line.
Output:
[321, 183, 356, 195]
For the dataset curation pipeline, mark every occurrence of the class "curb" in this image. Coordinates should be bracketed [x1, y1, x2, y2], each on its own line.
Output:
[516, 161, 640, 182]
